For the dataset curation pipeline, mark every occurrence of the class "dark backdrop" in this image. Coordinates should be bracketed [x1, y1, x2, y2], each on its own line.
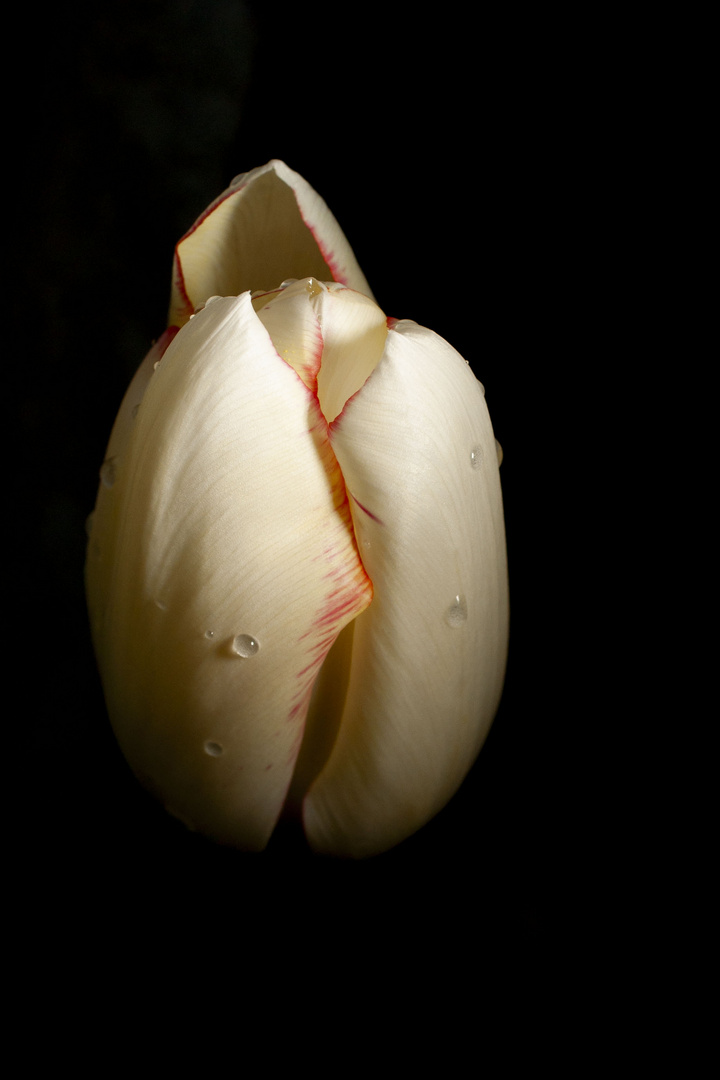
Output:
[11, 1, 604, 1004]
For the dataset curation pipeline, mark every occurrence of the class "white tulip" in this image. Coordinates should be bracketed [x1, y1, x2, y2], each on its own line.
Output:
[86, 161, 508, 858]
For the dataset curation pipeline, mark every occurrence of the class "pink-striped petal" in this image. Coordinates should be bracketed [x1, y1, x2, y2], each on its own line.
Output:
[169, 160, 373, 329]
[86, 293, 372, 850]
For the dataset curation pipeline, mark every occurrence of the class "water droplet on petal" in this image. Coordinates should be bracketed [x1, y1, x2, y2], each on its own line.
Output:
[280, 278, 298, 288]
[496, 439, 504, 466]
[445, 594, 468, 627]
[305, 278, 323, 298]
[131, 403, 140, 420]
[204, 629, 215, 640]
[232, 634, 259, 658]
[204, 741, 223, 757]
[155, 599, 168, 612]
[470, 446, 484, 469]
[100, 457, 117, 487]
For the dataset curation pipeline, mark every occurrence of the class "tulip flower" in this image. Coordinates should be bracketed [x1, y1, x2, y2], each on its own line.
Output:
[86, 160, 509, 858]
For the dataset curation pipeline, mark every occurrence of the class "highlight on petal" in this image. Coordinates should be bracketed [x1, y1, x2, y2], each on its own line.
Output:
[303, 320, 509, 858]
[169, 160, 373, 329]
[86, 293, 372, 850]
[86, 327, 178, 630]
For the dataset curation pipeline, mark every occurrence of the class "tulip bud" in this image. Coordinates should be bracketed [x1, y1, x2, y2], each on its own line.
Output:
[86, 161, 508, 857]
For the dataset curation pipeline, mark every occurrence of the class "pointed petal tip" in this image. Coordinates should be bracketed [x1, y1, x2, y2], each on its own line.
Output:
[168, 162, 372, 329]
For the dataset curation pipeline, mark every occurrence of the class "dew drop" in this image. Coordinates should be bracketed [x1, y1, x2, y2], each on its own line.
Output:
[204, 629, 215, 640]
[470, 445, 484, 469]
[153, 360, 161, 371]
[445, 594, 468, 627]
[100, 457, 117, 488]
[496, 439, 504, 466]
[305, 277, 323, 298]
[280, 278, 298, 288]
[131, 403, 140, 420]
[154, 599, 168, 612]
[232, 633, 260, 658]
[203, 740, 223, 757]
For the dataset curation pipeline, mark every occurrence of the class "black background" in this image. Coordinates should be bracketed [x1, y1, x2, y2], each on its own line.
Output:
[10, 0, 615, 1003]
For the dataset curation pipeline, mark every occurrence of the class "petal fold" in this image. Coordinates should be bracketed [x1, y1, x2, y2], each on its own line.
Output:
[254, 279, 387, 422]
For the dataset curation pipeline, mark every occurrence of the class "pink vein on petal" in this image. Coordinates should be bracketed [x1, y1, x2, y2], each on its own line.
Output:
[172, 186, 244, 322]
[284, 398, 373, 728]
[296, 207, 345, 285]
[350, 493, 384, 526]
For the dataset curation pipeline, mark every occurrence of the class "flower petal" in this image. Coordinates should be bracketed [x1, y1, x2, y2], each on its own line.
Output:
[303, 321, 509, 857]
[86, 293, 372, 850]
[255, 279, 388, 422]
[312, 284, 389, 424]
[169, 160, 373, 329]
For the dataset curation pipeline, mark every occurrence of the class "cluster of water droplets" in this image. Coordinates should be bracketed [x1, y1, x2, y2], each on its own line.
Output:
[149, 602, 262, 661]
[142, 615, 262, 759]
[440, 437, 494, 629]
[201, 624, 262, 658]
[200, 634, 261, 759]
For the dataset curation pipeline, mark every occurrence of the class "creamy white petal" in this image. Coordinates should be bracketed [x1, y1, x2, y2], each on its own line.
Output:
[303, 320, 509, 857]
[312, 284, 388, 424]
[86, 328, 178, 633]
[254, 279, 325, 396]
[169, 161, 373, 329]
[255, 279, 388, 422]
[86, 293, 372, 850]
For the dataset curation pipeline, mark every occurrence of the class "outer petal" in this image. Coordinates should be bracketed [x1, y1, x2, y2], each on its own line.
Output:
[303, 321, 509, 857]
[86, 294, 372, 850]
[169, 160, 373, 329]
